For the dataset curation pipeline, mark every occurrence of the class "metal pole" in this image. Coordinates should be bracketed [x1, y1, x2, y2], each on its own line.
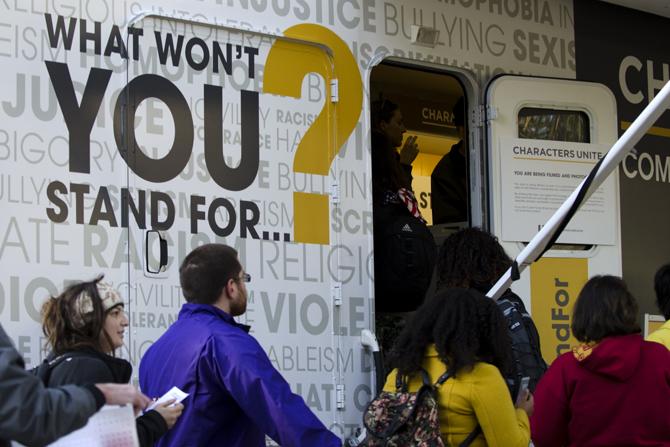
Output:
[488, 80, 670, 300]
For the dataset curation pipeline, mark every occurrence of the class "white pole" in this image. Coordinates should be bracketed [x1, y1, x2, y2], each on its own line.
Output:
[487, 80, 670, 300]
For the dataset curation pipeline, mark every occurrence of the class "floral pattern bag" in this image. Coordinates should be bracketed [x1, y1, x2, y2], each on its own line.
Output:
[360, 368, 481, 447]
[360, 368, 446, 446]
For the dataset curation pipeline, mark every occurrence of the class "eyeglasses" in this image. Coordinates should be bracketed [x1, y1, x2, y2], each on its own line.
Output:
[239, 273, 251, 283]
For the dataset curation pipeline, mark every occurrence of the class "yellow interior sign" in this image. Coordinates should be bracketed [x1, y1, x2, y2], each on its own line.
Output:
[530, 257, 588, 364]
[645, 314, 666, 337]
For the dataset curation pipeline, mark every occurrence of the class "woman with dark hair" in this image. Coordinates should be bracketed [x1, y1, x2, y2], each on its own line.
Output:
[371, 98, 436, 356]
[436, 227, 546, 393]
[436, 227, 512, 293]
[370, 98, 420, 217]
[41, 276, 183, 447]
[371, 97, 418, 166]
[531, 275, 670, 446]
[383, 288, 533, 446]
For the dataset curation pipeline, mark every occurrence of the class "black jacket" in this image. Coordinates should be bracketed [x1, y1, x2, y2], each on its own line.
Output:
[0, 325, 101, 447]
[46, 349, 168, 447]
[431, 140, 468, 224]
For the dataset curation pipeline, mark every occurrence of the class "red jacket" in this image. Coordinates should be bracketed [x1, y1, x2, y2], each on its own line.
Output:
[531, 334, 670, 447]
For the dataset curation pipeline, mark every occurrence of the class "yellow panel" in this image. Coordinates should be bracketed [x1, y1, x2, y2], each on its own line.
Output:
[293, 192, 329, 244]
[264, 24, 363, 246]
[411, 175, 433, 225]
[647, 319, 665, 336]
[530, 257, 588, 364]
[263, 24, 363, 176]
[621, 121, 670, 138]
[412, 153, 442, 177]
[263, 38, 334, 175]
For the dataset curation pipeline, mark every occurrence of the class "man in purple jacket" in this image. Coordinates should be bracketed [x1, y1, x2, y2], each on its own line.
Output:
[139, 243, 341, 447]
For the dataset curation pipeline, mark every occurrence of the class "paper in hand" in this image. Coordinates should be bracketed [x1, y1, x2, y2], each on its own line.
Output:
[146, 386, 189, 411]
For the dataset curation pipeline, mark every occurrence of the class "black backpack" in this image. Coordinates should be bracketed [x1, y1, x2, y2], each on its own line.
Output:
[373, 205, 437, 313]
[496, 291, 547, 397]
[30, 352, 86, 386]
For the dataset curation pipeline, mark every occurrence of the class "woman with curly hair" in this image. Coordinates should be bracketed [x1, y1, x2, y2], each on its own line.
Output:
[435, 227, 511, 293]
[435, 227, 546, 394]
[383, 288, 533, 446]
[40, 276, 183, 446]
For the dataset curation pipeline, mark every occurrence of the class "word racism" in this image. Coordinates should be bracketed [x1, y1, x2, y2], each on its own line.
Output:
[42, 14, 267, 239]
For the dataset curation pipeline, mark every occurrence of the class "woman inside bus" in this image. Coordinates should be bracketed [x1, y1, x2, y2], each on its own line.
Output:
[531, 275, 670, 446]
[40, 276, 183, 446]
[370, 99, 434, 357]
[371, 97, 419, 175]
[370, 97, 422, 219]
[384, 288, 533, 446]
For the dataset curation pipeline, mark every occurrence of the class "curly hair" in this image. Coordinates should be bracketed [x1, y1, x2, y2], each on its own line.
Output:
[41, 275, 112, 356]
[436, 227, 511, 293]
[387, 288, 513, 379]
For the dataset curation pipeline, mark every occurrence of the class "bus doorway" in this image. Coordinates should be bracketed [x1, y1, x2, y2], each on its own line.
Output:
[369, 60, 481, 357]
[369, 61, 477, 241]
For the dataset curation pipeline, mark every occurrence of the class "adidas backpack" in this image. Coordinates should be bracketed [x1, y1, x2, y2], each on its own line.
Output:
[373, 205, 437, 313]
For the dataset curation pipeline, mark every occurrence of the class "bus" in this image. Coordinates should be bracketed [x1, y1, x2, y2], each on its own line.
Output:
[1, 0, 668, 440]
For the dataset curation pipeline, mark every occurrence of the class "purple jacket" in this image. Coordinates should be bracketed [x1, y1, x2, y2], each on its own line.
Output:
[139, 303, 341, 447]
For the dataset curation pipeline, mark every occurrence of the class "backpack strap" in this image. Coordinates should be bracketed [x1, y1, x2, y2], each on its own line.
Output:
[37, 351, 90, 386]
[434, 370, 451, 387]
[419, 368, 431, 386]
[459, 426, 482, 447]
[394, 372, 406, 391]
[433, 370, 482, 447]
[394, 368, 432, 391]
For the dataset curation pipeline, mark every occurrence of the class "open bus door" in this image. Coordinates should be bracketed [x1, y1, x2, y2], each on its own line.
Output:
[368, 59, 483, 239]
[367, 60, 481, 387]
[485, 75, 620, 364]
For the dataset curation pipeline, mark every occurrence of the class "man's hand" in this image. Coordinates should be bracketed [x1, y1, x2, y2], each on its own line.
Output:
[95, 384, 151, 415]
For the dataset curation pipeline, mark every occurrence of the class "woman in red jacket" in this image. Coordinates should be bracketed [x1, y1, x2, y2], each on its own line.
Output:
[531, 275, 670, 446]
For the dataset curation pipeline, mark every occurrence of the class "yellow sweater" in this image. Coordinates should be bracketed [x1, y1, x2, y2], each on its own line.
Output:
[383, 345, 529, 447]
[647, 319, 670, 350]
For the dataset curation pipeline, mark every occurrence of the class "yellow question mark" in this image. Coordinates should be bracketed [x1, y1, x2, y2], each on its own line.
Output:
[264, 24, 362, 245]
